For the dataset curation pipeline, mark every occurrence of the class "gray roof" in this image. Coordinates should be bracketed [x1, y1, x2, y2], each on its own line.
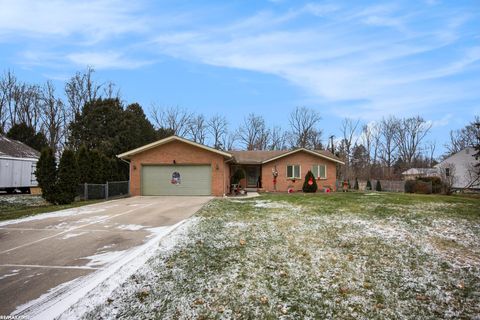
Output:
[402, 168, 438, 176]
[229, 149, 343, 164]
[0, 135, 40, 159]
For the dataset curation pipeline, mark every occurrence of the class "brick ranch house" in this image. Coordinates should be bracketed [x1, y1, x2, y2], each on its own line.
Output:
[117, 136, 344, 196]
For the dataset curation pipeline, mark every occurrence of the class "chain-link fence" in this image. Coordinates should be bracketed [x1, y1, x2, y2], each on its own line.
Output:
[77, 181, 129, 200]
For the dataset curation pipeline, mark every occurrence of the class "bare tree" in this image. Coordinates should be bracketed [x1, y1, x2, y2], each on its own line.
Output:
[0, 70, 18, 132]
[438, 162, 456, 195]
[151, 105, 193, 137]
[340, 118, 360, 179]
[237, 113, 269, 150]
[269, 126, 287, 150]
[65, 66, 103, 118]
[207, 114, 228, 150]
[41, 81, 67, 154]
[103, 81, 120, 100]
[15, 83, 43, 130]
[222, 132, 237, 151]
[394, 116, 432, 167]
[444, 116, 480, 157]
[379, 116, 399, 178]
[187, 114, 207, 144]
[425, 140, 436, 167]
[289, 106, 322, 148]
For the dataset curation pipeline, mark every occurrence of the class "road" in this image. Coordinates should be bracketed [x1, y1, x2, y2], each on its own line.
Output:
[0, 196, 211, 316]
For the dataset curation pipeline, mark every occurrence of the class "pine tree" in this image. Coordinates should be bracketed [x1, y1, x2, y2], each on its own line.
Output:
[56, 150, 79, 204]
[35, 147, 57, 204]
[366, 179, 372, 190]
[302, 170, 318, 193]
[354, 178, 359, 190]
[375, 180, 382, 192]
[77, 145, 91, 183]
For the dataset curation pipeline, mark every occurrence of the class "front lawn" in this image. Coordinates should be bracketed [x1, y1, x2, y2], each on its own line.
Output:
[0, 195, 102, 221]
[84, 192, 480, 319]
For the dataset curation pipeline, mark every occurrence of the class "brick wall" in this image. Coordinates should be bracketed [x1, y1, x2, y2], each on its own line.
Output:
[261, 151, 338, 192]
[128, 140, 227, 196]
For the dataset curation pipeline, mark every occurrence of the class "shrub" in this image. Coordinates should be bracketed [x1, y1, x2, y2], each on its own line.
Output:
[35, 147, 58, 204]
[417, 177, 442, 194]
[375, 180, 382, 192]
[302, 170, 318, 193]
[405, 180, 416, 193]
[56, 150, 79, 204]
[354, 178, 359, 190]
[366, 180, 372, 190]
[404, 179, 432, 194]
[232, 169, 245, 185]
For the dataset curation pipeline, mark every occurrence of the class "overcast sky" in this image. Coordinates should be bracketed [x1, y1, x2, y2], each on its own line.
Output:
[1, 0, 479, 156]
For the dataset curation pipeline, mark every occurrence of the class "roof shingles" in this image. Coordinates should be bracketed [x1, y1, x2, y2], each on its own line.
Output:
[0, 135, 40, 158]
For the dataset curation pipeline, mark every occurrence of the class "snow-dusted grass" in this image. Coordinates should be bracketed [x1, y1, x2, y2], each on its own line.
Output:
[0, 195, 101, 221]
[82, 193, 480, 319]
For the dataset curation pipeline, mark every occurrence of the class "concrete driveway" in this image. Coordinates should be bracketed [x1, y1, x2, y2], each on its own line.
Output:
[0, 196, 211, 316]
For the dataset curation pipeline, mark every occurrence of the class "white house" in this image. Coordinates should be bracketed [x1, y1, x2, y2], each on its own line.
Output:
[435, 147, 479, 190]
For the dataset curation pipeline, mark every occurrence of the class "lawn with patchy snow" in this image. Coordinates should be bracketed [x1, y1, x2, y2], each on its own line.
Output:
[82, 193, 480, 319]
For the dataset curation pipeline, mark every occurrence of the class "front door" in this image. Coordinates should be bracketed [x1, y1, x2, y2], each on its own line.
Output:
[246, 166, 260, 188]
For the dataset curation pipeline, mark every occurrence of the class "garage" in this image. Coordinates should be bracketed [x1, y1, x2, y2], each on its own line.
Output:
[118, 136, 232, 196]
[141, 165, 212, 196]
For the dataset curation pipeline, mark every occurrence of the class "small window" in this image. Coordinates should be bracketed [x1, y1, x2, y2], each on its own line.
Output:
[286, 165, 301, 179]
[312, 164, 327, 179]
[445, 168, 450, 177]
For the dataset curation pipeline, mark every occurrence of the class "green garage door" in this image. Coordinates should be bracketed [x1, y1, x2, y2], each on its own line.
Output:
[141, 165, 212, 196]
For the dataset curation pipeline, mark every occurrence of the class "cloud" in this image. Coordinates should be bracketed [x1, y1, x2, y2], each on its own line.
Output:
[67, 51, 153, 69]
[148, 2, 477, 118]
[0, 0, 147, 43]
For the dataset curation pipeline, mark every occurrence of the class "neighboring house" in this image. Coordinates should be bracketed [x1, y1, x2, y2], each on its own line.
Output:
[401, 168, 438, 180]
[0, 135, 40, 193]
[435, 147, 480, 190]
[117, 135, 344, 196]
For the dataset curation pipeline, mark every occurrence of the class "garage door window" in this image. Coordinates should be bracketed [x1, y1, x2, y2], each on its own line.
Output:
[171, 171, 181, 185]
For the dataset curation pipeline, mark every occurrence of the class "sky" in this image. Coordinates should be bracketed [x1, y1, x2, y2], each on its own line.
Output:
[0, 0, 479, 156]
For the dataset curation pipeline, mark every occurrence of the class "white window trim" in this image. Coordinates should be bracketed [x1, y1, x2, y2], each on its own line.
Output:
[313, 164, 327, 179]
[286, 164, 301, 179]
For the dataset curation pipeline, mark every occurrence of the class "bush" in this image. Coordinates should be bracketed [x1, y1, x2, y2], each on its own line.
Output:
[404, 179, 432, 194]
[366, 180, 372, 190]
[375, 180, 382, 192]
[56, 150, 79, 204]
[35, 147, 58, 204]
[232, 169, 245, 185]
[417, 177, 442, 194]
[302, 170, 318, 193]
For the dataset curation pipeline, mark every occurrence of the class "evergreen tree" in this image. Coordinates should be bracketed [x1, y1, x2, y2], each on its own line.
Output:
[366, 179, 372, 190]
[302, 170, 318, 193]
[89, 149, 108, 183]
[7, 122, 48, 152]
[35, 147, 57, 203]
[77, 145, 92, 183]
[56, 149, 79, 204]
[375, 180, 382, 192]
[354, 178, 359, 190]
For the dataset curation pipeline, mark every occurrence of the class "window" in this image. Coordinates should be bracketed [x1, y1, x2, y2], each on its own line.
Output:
[286, 165, 301, 179]
[445, 168, 450, 177]
[312, 164, 327, 179]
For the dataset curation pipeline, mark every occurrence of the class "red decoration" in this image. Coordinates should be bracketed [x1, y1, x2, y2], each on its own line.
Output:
[308, 177, 313, 185]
